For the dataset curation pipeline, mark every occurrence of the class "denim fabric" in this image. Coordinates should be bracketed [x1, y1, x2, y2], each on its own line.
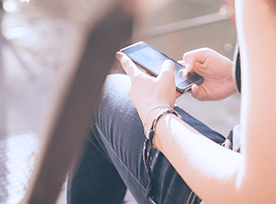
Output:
[67, 74, 226, 204]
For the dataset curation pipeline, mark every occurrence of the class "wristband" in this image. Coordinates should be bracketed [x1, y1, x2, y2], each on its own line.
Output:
[147, 108, 182, 147]
[143, 107, 182, 198]
[143, 105, 171, 138]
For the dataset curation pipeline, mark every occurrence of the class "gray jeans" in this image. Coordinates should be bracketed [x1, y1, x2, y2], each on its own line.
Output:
[67, 74, 225, 204]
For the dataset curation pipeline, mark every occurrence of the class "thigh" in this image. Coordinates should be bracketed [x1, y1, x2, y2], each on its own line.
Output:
[89, 74, 225, 204]
[90, 74, 150, 203]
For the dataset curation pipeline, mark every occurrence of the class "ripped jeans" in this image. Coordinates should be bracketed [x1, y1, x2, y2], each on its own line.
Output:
[67, 74, 225, 204]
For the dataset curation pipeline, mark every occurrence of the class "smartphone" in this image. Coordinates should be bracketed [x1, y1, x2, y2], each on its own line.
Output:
[120, 41, 204, 93]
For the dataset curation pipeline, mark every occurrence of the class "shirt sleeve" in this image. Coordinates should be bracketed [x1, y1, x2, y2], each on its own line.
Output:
[233, 43, 241, 93]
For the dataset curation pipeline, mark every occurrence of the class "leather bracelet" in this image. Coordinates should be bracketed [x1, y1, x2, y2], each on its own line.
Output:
[143, 105, 171, 138]
[143, 108, 182, 198]
[147, 108, 182, 147]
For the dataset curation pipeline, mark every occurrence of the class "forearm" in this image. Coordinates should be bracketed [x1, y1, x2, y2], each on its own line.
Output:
[154, 114, 243, 204]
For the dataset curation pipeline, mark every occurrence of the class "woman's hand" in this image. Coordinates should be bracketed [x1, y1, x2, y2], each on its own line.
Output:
[116, 52, 176, 127]
[180, 48, 236, 101]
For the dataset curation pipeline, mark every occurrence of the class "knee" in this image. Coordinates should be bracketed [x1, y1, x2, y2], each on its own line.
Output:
[92, 73, 138, 136]
[97, 74, 134, 116]
[103, 74, 131, 96]
[101, 74, 131, 104]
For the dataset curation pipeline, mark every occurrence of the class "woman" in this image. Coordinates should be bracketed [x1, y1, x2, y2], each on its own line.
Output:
[68, 0, 276, 203]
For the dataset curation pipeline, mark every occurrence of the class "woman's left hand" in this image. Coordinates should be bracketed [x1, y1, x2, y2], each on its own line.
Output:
[116, 52, 177, 125]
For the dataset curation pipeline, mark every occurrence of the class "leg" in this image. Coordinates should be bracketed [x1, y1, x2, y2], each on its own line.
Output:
[67, 137, 127, 204]
[67, 74, 148, 204]
[67, 74, 225, 204]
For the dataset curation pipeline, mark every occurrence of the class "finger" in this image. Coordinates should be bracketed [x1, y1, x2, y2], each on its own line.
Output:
[190, 84, 199, 97]
[116, 52, 144, 80]
[190, 84, 203, 100]
[177, 68, 187, 80]
[177, 60, 188, 79]
[191, 83, 199, 93]
[183, 48, 211, 71]
[158, 60, 175, 83]
[178, 64, 194, 79]
[185, 63, 192, 73]
[176, 91, 182, 98]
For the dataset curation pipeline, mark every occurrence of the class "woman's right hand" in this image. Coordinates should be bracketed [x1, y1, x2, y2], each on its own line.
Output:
[180, 48, 236, 101]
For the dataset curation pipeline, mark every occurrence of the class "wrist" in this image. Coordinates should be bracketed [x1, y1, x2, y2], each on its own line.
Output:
[143, 106, 171, 136]
[153, 113, 179, 150]
[148, 108, 182, 148]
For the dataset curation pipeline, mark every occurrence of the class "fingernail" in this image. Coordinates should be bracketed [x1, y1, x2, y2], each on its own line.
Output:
[163, 60, 174, 71]
[115, 52, 121, 59]
[164, 60, 173, 66]
[185, 63, 191, 71]
[116, 52, 128, 63]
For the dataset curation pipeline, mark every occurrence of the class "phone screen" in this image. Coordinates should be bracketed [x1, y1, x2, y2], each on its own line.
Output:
[120, 41, 204, 93]
[127, 46, 185, 85]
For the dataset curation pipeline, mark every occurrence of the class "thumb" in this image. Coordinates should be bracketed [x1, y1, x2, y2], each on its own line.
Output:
[158, 60, 175, 83]
[183, 48, 210, 73]
[190, 84, 207, 101]
[190, 84, 200, 98]
[183, 53, 197, 73]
